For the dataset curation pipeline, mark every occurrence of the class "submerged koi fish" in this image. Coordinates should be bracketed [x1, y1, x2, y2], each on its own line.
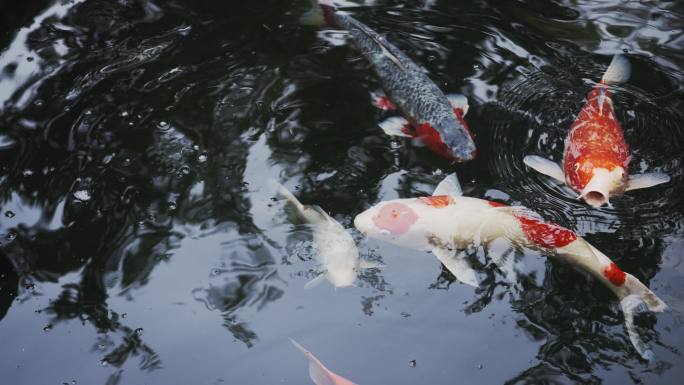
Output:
[291, 338, 358, 385]
[301, 0, 476, 161]
[524, 54, 669, 207]
[274, 182, 378, 289]
[354, 174, 667, 360]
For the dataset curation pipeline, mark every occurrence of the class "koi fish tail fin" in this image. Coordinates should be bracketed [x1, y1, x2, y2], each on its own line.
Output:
[290, 338, 358, 385]
[619, 274, 667, 362]
[601, 53, 631, 85]
[271, 180, 330, 225]
[300, 0, 337, 27]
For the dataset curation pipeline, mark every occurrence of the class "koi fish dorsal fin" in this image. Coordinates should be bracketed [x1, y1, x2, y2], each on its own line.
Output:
[433, 173, 463, 196]
[601, 54, 631, 85]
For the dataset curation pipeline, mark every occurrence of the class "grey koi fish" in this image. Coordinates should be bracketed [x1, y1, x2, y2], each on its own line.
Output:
[301, 0, 477, 161]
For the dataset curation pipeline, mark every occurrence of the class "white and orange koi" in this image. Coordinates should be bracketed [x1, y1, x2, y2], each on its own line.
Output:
[291, 338, 359, 385]
[524, 54, 669, 207]
[274, 182, 378, 289]
[354, 174, 667, 360]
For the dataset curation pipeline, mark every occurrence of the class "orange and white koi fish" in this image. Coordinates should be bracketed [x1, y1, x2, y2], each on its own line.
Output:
[274, 182, 378, 289]
[354, 174, 667, 360]
[291, 338, 359, 385]
[524, 54, 669, 207]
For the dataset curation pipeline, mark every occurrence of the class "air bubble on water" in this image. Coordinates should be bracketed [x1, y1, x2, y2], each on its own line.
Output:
[26, 56, 34, 62]
[84, 109, 92, 116]
[193, 144, 200, 151]
[5, 210, 15, 218]
[427, 55, 436, 62]
[157, 121, 169, 131]
[198, 153, 208, 163]
[6, 231, 17, 241]
[73, 190, 91, 201]
[134, 328, 143, 336]
[408, 360, 416, 368]
[477, 364, 484, 369]
[121, 313, 127, 318]
[167, 201, 177, 210]
[43, 325, 52, 332]
[34, 99, 44, 107]
[23, 169, 34, 176]
[379, 229, 390, 236]
[64, 106, 71, 112]
[119, 110, 129, 117]
[100, 359, 108, 367]
[179, 165, 190, 175]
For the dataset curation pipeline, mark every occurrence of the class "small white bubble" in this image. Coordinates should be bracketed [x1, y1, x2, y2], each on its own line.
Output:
[379, 229, 390, 236]
[157, 121, 169, 130]
[198, 153, 208, 163]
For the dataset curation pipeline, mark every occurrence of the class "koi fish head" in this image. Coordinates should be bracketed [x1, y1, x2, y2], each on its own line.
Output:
[430, 112, 477, 161]
[578, 167, 625, 207]
[354, 197, 455, 249]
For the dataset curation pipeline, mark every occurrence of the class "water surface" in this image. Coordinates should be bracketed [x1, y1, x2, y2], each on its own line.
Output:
[1, 1, 683, 384]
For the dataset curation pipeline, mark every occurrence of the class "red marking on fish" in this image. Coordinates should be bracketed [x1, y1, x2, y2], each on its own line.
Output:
[489, 201, 577, 248]
[372, 202, 418, 235]
[415, 123, 451, 159]
[321, 5, 337, 27]
[516, 215, 577, 248]
[488, 201, 507, 208]
[563, 83, 629, 190]
[419, 195, 455, 207]
[374, 96, 397, 111]
[602, 262, 626, 286]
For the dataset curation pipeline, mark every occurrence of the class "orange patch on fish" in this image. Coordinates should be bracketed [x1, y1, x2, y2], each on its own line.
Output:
[602, 262, 626, 286]
[516, 215, 577, 248]
[419, 195, 455, 207]
[563, 83, 629, 189]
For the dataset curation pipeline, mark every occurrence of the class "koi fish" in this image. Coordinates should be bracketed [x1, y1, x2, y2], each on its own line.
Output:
[301, 0, 477, 161]
[290, 338, 359, 385]
[524, 54, 669, 207]
[353, 174, 667, 360]
[274, 182, 378, 289]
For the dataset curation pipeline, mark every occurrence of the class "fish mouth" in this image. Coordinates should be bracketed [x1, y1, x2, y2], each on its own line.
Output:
[583, 190, 609, 207]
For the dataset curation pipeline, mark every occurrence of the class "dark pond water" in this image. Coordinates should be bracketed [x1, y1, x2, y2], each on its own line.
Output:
[1, 0, 683, 384]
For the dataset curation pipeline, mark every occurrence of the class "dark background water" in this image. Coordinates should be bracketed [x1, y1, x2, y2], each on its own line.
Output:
[1, 1, 683, 384]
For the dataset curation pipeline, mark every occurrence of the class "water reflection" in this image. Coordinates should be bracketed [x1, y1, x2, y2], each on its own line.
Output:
[0, 0, 682, 384]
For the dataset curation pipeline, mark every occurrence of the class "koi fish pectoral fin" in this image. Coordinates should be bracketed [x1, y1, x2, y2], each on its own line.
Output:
[379, 116, 412, 137]
[431, 247, 479, 287]
[433, 173, 463, 196]
[523, 155, 566, 183]
[625, 172, 670, 192]
[446, 94, 469, 116]
[304, 272, 327, 290]
[370, 90, 397, 111]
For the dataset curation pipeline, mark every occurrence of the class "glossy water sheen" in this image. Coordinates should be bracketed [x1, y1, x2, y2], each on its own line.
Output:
[1, 1, 683, 384]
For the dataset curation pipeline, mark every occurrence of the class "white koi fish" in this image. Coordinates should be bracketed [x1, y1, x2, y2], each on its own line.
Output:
[524, 54, 669, 207]
[353, 174, 667, 360]
[290, 338, 359, 385]
[274, 182, 378, 289]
